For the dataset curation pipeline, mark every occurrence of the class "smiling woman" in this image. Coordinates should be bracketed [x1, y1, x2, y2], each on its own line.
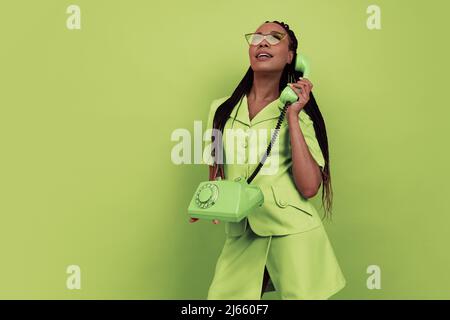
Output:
[192, 20, 346, 300]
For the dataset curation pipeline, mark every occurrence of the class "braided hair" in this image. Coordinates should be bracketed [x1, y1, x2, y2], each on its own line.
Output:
[211, 20, 334, 220]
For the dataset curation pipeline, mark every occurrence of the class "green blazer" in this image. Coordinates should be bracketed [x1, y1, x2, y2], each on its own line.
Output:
[203, 95, 326, 237]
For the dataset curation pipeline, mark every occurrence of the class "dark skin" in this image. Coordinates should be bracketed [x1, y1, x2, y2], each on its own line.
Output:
[190, 23, 321, 224]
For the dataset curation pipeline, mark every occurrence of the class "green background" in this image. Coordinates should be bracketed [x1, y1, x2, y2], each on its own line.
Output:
[1, 0, 449, 299]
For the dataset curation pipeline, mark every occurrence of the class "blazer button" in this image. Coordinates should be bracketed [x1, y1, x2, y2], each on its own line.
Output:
[279, 200, 287, 207]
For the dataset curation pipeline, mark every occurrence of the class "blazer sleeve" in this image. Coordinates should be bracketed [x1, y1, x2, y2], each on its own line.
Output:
[298, 110, 326, 170]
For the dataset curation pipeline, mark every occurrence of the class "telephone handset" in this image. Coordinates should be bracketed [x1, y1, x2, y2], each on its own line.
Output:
[279, 53, 311, 105]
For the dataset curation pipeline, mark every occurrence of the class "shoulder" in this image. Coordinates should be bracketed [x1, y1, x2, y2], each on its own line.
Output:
[208, 95, 231, 115]
[210, 95, 230, 110]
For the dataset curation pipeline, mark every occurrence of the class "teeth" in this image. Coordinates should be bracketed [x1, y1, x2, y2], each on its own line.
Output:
[257, 54, 271, 58]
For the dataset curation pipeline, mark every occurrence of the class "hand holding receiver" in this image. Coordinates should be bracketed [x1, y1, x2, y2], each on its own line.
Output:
[279, 53, 311, 105]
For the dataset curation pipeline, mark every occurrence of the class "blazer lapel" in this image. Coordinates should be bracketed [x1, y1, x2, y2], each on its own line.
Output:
[229, 95, 251, 127]
[248, 95, 284, 126]
[229, 94, 285, 127]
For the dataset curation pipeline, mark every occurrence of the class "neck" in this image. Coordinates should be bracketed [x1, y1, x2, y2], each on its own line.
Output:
[248, 71, 281, 101]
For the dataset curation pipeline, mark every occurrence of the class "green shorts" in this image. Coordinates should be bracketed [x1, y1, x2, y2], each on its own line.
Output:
[207, 223, 346, 300]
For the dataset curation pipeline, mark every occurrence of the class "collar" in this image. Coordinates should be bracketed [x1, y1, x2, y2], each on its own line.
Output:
[229, 94, 285, 127]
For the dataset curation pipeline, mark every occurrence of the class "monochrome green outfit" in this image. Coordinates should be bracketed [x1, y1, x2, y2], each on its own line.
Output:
[203, 95, 346, 299]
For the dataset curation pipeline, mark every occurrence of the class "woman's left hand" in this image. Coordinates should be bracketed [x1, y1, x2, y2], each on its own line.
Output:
[287, 77, 313, 116]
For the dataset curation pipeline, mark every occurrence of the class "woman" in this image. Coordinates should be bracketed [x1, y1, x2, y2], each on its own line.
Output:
[190, 20, 346, 300]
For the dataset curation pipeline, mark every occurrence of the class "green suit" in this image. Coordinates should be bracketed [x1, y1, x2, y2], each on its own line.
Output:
[203, 94, 327, 237]
[203, 95, 346, 299]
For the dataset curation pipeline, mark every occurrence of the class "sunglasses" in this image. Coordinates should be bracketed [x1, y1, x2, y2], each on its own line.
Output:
[244, 31, 287, 46]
